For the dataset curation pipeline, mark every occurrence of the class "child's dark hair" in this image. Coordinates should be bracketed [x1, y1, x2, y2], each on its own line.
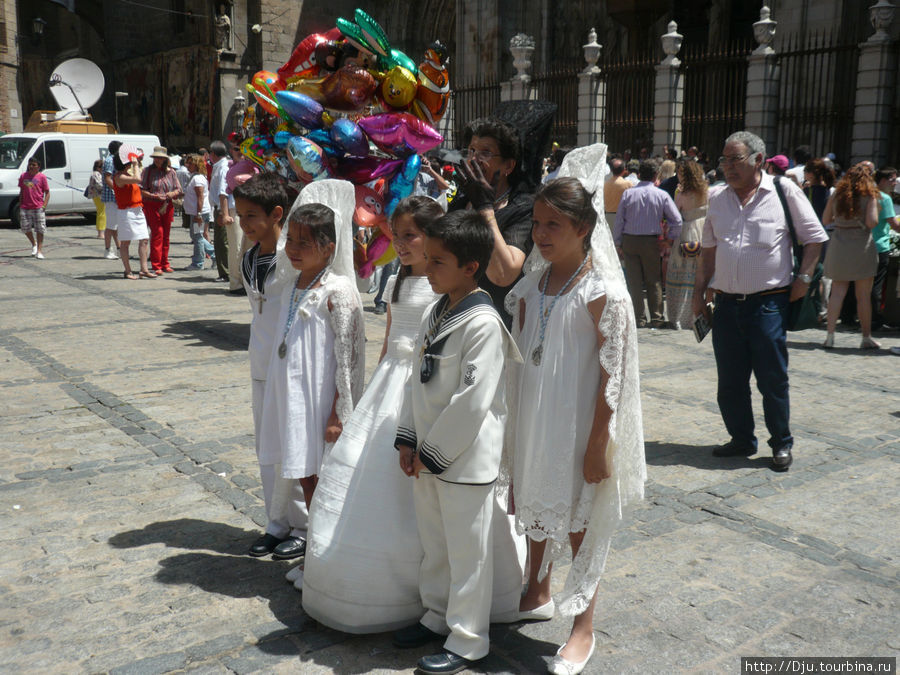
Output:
[290, 203, 336, 250]
[112, 153, 127, 172]
[390, 195, 444, 303]
[422, 210, 493, 282]
[233, 173, 289, 221]
[534, 177, 597, 253]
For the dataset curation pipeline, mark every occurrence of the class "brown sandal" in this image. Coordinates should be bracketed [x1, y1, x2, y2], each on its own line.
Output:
[123, 271, 138, 280]
[139, 270, 157, 279]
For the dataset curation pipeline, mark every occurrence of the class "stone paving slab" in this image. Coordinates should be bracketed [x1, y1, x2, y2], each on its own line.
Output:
[1, 225, 898, 674]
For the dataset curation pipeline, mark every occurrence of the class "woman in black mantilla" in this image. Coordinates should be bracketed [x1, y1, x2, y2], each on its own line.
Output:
[451, 117, 535, 328]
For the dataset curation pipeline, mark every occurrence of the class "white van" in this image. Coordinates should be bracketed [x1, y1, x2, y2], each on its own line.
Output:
[0, 132, 160, 226]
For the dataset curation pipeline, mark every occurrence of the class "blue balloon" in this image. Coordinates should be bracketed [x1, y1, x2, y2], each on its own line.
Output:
[330, 118, 369, 157]
[276, 90, 325, 129]
[273, 130, 293, 148]
[385, 154, 421, 216]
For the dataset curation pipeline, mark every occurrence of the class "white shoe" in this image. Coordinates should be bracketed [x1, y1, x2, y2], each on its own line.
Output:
[104, 249, 117, 260]
[822, 333, 834, 349]
[547, 635, 595, 675]
[31, 244, 37, 256]
[518, 599, 555, 621]
[285, 565, 303, 583]
[292, 571, 303, 591]
[35, 252, 45, 260]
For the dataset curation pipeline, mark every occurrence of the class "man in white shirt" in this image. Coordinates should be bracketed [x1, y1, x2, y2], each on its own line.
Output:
[693, 131, 827, 472]
[209, 140, 239, 287]
[785, 145, 811, 186]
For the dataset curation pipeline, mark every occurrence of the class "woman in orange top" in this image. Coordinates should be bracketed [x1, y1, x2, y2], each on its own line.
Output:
[113, 153, 155, 279]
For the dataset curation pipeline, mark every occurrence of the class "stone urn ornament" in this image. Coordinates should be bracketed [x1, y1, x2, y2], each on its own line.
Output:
[868, 0, 895, 44]
[753, 6, 777, 55]
[510, 33, 535, 82]
[583, 28, 602, 74]
[660, 21, 683, 67]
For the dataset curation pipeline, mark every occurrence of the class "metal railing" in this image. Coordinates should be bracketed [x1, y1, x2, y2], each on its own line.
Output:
[599, 51, 656, 154]
[776, 31, 859, 166]
[681, 41, 750, 157]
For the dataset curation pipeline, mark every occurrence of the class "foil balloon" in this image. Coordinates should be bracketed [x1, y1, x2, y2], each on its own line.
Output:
[358, 112, 443, 157]
[273, 130, 293, 148]
[250, 71, 285, 118]
[240, 136, 275, 167]
[358, 230, 393, 278]
[353, 185, 386, 229]
[305, 128, 336, 155]
[381, 66, 417, 109]
[413, 41, 450, 125]
[330, 118, 369, 157]
[275, 90, 325, 130]
[226, 158, 260, 193]
[384, 154, 421, 217]
[277, 32, 339, 84]
[336, 155, 403, 184]
[293, 65, 377, 112]
[286, 136, 332, 183]
[381, 47, 418, 76]
[353, 8, 391, 56]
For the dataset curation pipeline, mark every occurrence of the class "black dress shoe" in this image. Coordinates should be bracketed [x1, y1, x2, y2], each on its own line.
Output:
[417, 651, 475, 675]
[271, 536, 306, 560]
[771, 446, 793, 471]
[228, 287, 247, 296]
[712, 440, 756, 457]
[392, 622, 442, 649]
[248, 533, 286, 557]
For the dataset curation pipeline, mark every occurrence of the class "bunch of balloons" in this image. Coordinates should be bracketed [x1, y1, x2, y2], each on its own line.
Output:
[237, 8, 451, 276]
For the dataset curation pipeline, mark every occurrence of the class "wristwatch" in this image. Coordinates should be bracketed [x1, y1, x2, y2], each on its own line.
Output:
[797, 273, 812, 284]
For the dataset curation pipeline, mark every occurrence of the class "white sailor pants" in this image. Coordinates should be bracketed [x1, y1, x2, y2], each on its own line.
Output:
[414, 473, 494, 661]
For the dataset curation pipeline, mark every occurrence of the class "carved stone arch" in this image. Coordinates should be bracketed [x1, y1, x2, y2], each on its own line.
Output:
[401, 0, 456, 66]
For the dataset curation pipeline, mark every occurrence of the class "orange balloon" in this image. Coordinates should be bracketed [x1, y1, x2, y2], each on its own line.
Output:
[251, 70, 285, 117]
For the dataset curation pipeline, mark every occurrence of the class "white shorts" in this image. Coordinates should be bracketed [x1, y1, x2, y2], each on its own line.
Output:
[104, 203, 119, 231]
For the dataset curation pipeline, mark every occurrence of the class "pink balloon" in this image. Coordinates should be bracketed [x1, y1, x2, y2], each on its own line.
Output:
[226, 159, 260, 193]
[357, 112, 443, 157]
[336, 155, 403, 184]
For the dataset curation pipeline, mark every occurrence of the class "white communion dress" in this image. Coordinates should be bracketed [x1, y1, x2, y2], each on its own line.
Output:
[302, 274, 525, 633]
[258, 270, 364, 479]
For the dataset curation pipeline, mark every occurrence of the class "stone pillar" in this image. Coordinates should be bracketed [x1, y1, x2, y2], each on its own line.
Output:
[850, 1, 897, 166]
[577, 28, 605, 146]
[500, 33, 536, 101]
[653, 21, 683, 155]
[745, 6, 780, 153]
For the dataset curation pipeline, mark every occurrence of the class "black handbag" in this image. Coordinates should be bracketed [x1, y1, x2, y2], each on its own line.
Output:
[773, 177, 824, 331]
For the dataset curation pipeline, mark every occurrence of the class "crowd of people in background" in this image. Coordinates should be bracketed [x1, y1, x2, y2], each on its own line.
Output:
[592, 141, 900, 344]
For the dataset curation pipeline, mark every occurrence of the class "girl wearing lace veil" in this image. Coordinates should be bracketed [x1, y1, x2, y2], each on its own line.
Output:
[505, 144, 645, 674]
[258, 179, 365, 538]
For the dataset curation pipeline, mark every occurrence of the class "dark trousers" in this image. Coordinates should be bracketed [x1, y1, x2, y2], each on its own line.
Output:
[622, 234, 663, 324]
[872, 251, 890, 328]
[712, 291, 792, 453]
[213, 209, 229, 281]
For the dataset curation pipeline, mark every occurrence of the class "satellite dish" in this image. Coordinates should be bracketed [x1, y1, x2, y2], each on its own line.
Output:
[48, 58, 105, 117]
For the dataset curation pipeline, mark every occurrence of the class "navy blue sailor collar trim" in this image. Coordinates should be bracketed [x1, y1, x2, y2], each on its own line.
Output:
[426, 289, 497, 346]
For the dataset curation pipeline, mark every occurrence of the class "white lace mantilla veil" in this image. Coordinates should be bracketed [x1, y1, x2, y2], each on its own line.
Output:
[271, 179, 365, 424]
[504, 143, 646, 616]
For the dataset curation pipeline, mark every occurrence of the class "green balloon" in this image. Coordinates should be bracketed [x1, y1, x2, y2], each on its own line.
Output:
[354, 8, 391, 57]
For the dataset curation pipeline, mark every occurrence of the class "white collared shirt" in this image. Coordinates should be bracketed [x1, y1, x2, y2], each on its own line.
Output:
[208, 157, 230, 212]
[702, 172, 828, 294]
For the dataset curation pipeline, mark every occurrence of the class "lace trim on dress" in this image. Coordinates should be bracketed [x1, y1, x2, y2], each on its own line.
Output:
[326, 273, 366, 425]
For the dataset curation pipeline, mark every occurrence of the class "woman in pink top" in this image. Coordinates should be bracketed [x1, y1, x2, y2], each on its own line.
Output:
[18, 157, 50, 259]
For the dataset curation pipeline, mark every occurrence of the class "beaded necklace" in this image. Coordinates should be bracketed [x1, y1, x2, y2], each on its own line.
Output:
[277, 267, 328, 359]
[532, 255, 590, 366]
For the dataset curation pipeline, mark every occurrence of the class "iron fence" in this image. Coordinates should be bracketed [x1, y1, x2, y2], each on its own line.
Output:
[681, 41, 750, 158]
[439, 77, 502, 150]
[599, 51, 656, 154]
[776, 31, 859, 167]
[531, 68, 581, 147]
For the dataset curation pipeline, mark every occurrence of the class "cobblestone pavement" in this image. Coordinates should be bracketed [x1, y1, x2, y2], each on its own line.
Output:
[1, 224, 898, 674]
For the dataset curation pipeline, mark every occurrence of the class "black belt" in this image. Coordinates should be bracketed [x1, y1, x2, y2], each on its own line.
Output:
[715, 286, 790, 302]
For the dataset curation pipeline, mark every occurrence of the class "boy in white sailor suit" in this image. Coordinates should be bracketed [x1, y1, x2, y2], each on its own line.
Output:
[233, 174, 308, 560]
[393, 210, 522, 675]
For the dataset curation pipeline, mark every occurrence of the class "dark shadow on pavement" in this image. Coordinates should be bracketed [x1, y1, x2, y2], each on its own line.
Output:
[160, 319, 249, 350]
[786, 340, 896, 355]
[645, 441, 771, 470]
[108, 518, 256, 554]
